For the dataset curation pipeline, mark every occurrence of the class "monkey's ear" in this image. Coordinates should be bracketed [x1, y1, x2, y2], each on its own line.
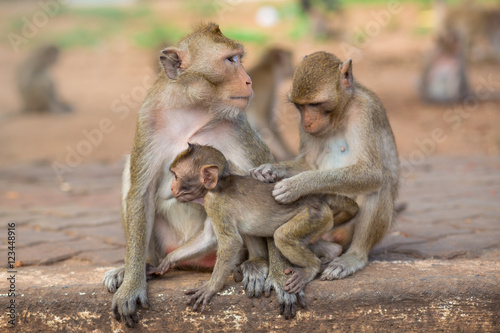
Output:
[160, 48, 184, 80]
[340, 59, 353, 88]
[201, 165, 219, 190]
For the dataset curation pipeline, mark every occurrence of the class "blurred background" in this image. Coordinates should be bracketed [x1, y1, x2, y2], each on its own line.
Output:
[1, 0, 499, 178]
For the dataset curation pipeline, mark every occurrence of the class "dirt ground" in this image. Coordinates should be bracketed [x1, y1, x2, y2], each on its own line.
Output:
[1, 1, 499, 173]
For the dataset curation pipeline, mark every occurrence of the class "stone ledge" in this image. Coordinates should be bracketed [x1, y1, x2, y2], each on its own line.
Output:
[1, 259, 499, 332]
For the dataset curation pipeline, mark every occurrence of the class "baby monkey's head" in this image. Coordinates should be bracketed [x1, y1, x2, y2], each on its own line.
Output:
[170, 143, 228, 202]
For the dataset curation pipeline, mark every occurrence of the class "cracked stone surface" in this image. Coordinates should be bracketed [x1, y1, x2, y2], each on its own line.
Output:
[0, 156, 499, 331]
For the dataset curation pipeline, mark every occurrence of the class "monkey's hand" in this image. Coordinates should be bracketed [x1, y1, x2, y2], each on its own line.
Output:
[112, 280, 149, 328]
[146, 257, 175, 276]
[321, 252, 367, 280]
[264, 272, 306, 319]
[185, 283, 217, 313]
[103, 266, 125, 293]
[250, 164, 284, 183]
[272, 176, 306, 204]
[233, 257, 268, 298]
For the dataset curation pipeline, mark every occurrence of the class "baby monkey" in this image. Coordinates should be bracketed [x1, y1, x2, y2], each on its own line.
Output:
[169, 143, 358, 312]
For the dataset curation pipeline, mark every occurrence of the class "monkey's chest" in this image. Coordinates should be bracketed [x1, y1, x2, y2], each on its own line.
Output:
[316, 137, 351, 170]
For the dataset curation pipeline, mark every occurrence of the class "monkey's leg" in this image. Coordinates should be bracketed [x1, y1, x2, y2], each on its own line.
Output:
[234, 235, 268, 298]
[154, 216, 217, 275]
[186, 228, 243, 313]
[310, 240, 342, 273]
[264, 238, 306, 320]
[320, 219, 355, 250]
[327, 195, 359, 225]
[275, 206, 333, 294]
[322, 188, 394, 280]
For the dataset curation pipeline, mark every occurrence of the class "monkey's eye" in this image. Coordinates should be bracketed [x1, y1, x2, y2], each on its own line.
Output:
[226, 55, 239, 63]
[309, 102, 322, 107]
[171, 172, 178, 180]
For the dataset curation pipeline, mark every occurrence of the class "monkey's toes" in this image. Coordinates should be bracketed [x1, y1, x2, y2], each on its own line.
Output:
[112, 286, 149, 328]
[239, 258, 268, 298]
[321, 254, 366, 280]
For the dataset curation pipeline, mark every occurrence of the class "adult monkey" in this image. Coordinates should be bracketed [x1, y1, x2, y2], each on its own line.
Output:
[252, 51, 399, 280]
[103, 24, 275, 327]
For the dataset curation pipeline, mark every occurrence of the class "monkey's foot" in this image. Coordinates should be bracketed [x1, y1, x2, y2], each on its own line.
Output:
[284, 267, 316, 294]
[112, 282, 149, 328]
[185, 284, 216, 313]
[321, 253, 367, 280]
[103, 266, 125, 293]
[264, 272, 306, 319]
[234, 257, 268, 298]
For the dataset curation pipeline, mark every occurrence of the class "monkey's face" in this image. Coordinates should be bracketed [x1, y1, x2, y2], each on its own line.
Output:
[207, 50, 253, 116]
[162, 24, 253, 119]
[170, 168, 206, 203]
[295, 103, 334, 136]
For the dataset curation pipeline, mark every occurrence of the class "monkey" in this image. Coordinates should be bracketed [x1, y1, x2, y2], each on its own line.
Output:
[102, 23, 278, 327]
[246, 48, 296, 161]
[168, 143, 358, 313]
[17, 45, 72, 114]
[419, 29, 470, 104]
[251, 51, 399, 281]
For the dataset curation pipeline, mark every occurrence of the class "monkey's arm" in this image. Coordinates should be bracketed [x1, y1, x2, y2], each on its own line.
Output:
[250, 154, 311, 183]
[112, 127, 163, 327]
[273, 119, 384, 203]
[152, 217, 217, 275]
[273, 159, 383, 203]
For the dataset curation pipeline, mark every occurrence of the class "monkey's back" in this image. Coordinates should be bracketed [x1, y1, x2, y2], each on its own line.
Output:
[205, 175, 330, 237]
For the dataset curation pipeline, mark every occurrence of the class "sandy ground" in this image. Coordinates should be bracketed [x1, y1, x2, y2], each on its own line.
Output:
[0, 1, 499, 175]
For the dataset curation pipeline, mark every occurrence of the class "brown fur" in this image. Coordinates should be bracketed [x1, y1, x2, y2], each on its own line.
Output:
[252, 51, 399, 280]
[102, 23, 274, 327]
[170, 144, 357, 315]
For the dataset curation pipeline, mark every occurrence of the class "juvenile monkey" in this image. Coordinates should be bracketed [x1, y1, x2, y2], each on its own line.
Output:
[17, 45, 72, 114]
[169, 144, 358, 312]
[102, 24, 276, 327]
[246, 48, 296, 161]
[252, 51, 399, 280]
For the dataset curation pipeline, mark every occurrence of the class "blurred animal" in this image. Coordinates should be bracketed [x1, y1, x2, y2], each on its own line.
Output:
[17, 45, 72, 114]
[419, 30, 469, 103]
[246, 48, 295, 161]
[436, 0, 500, 61]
